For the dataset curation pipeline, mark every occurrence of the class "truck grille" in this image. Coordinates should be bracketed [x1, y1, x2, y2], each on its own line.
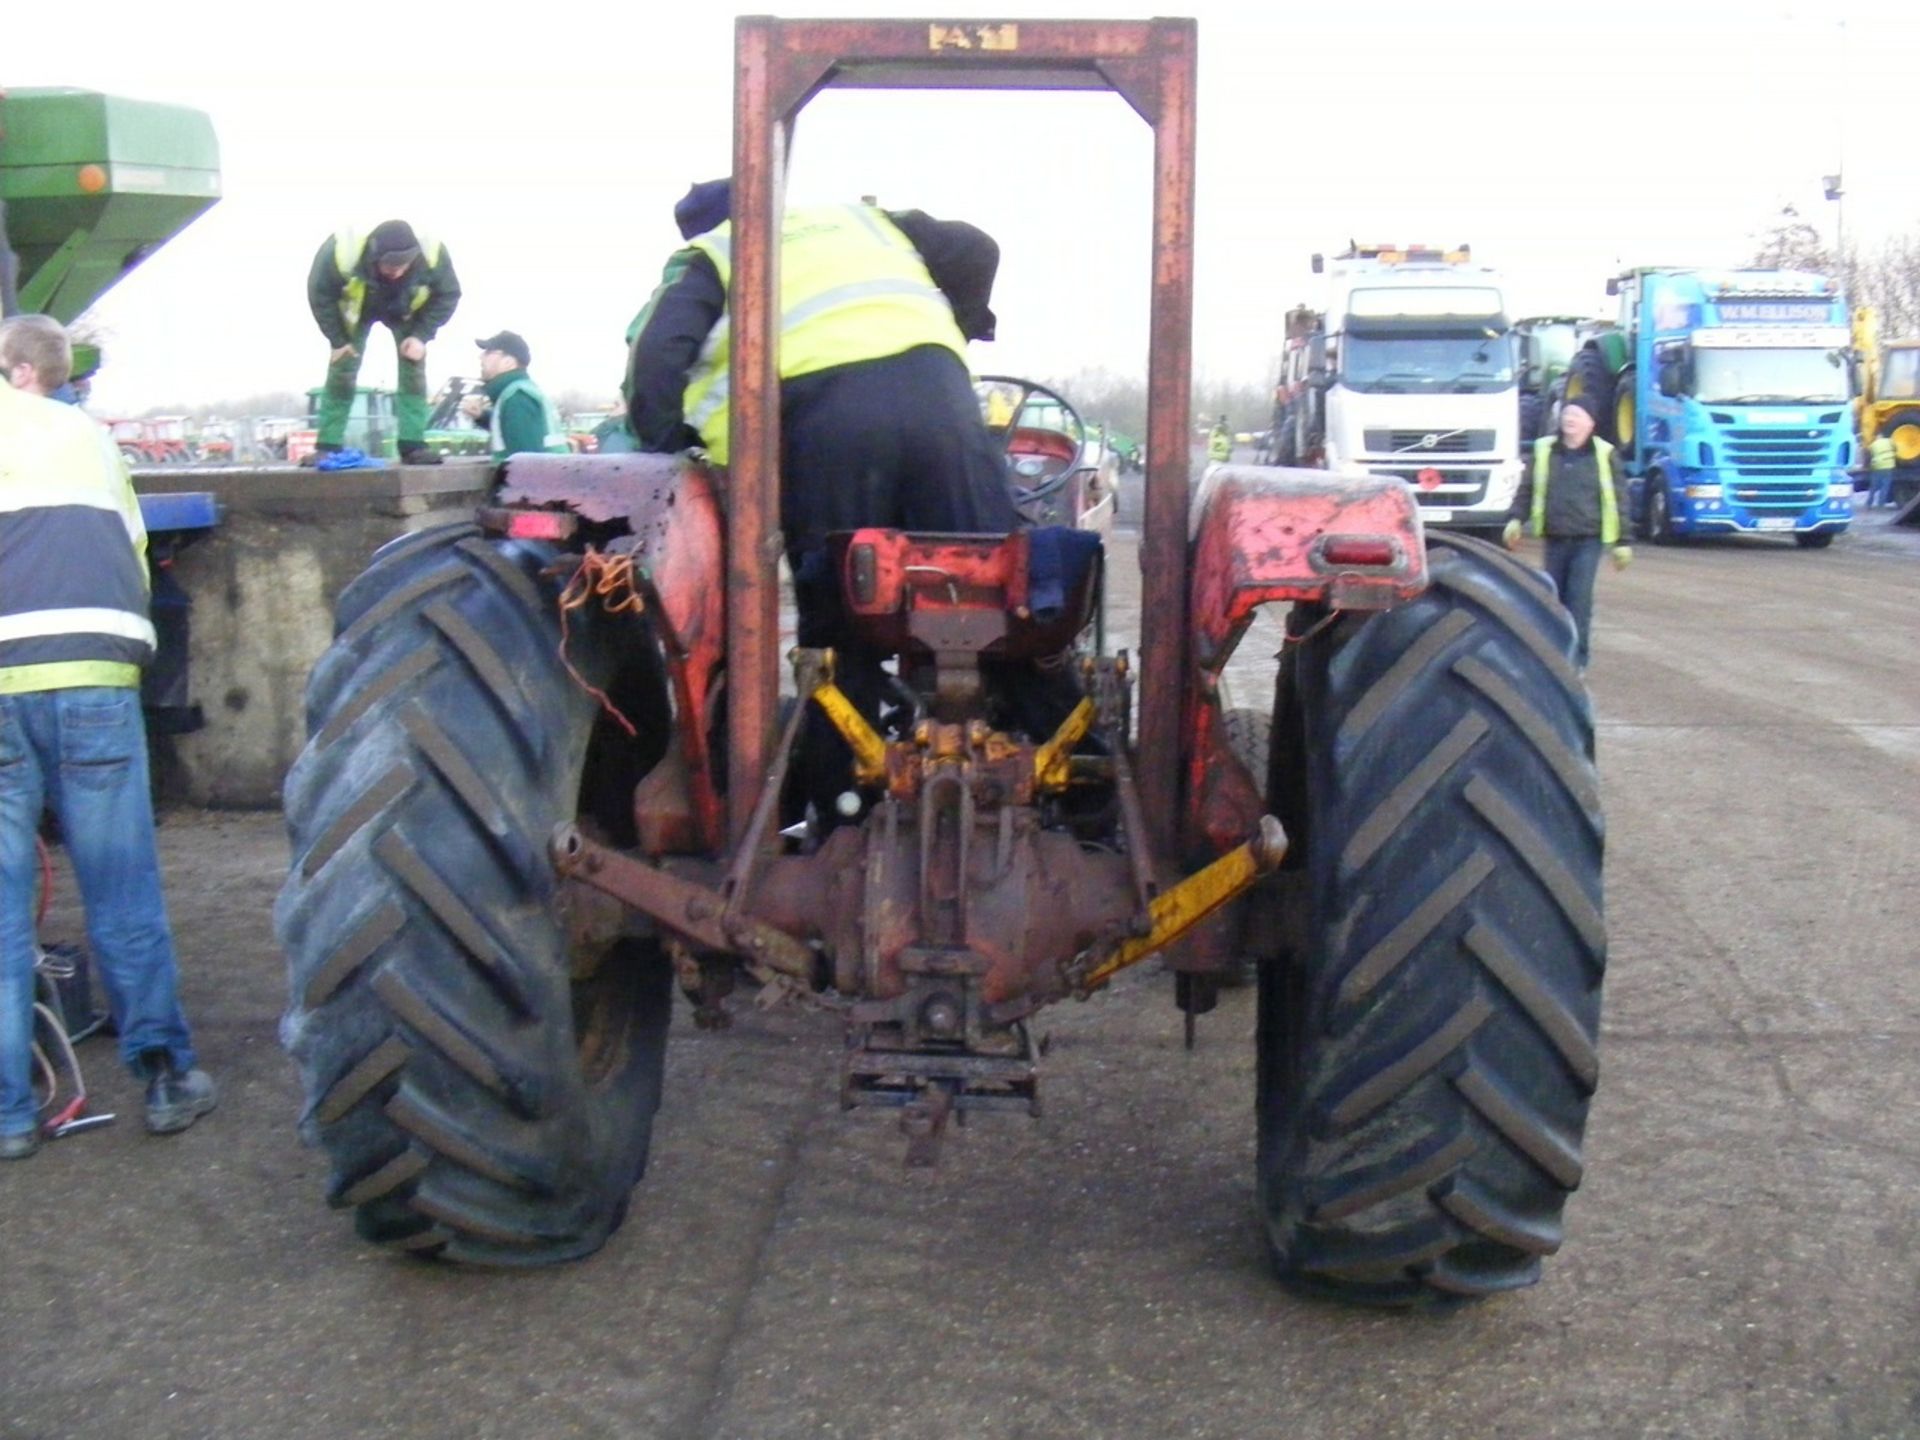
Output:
[1369, 466, 1490, 506]
[1720, 428, 1831, 478]
[1730, 482, 1825, 510]
[1363, 428, 1496, 454]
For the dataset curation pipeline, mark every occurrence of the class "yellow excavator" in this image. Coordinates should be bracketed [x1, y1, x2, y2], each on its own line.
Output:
[1853, 306, 1920, 513]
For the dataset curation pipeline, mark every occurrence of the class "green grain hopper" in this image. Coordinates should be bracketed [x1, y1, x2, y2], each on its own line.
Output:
[1, 87, 220, 336]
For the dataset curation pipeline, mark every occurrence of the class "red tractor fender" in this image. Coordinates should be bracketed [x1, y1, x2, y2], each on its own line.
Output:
[497, 451, 728, 854]
[1182, 465, 1428, 856]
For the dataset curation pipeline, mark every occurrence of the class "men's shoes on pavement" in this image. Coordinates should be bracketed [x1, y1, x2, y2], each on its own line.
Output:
[141, 1051, 217, 1135]
[0, 1129, 41, 1161]
[398, 445, 443, 466]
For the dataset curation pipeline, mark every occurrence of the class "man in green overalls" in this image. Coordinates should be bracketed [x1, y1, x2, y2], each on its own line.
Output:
[305, 220, 461, 465]
[462, 330, 569, 460]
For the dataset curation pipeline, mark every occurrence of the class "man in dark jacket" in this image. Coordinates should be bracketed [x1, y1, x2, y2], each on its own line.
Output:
[626, 184, 1018, 619]
[461, 330, 567, 459]
[305, 220, 461, 466]
[1503, 396, 1632, 667]
[628, 182, 1023, 819]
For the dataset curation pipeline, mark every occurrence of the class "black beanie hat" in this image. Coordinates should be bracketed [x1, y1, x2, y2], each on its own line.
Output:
[369, 219, 421, 264]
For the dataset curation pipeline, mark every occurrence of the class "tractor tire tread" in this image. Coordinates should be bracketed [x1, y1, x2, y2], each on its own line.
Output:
[1257, 535, 1606, 1307]
[278, 525, 672, 1266]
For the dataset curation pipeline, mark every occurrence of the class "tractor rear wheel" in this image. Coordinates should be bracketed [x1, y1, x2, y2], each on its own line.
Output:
[1563, 347, 1617, 445]
[1517, 393, 1545, 448]
[1611, 366, 1637, 459]
[277, 523, 674, 1265]
[1256, 531, 1606, 1305]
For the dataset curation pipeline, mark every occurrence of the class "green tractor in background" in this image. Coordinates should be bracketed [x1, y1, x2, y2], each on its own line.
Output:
[0, 88, 220, 383]
[1513, 316, 1604, 446]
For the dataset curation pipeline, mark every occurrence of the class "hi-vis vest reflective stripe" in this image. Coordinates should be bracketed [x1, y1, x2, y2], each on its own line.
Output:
[0, 385, 154, 693]
[333, 228, 444, 332]
[681, 205, 971, 466]
[489, 375, 570, 456]
[1531, 435, 1620, 545]
[1209, 425, 1232, 461]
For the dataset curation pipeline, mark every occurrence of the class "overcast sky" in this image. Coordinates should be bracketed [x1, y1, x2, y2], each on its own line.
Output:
[13, 0, 1917, 416]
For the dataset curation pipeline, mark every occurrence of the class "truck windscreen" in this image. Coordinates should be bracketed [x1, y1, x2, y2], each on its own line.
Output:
[1339, 332, 1515, 394]
[1691, 347, 1848, 404]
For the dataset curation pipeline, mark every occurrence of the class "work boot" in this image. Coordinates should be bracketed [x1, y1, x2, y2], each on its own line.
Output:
[140, 1050, 217, 1135]
[398, 443, 443, 467]
[299, 443, 341, 468]
[0, 1129, 41, 1161]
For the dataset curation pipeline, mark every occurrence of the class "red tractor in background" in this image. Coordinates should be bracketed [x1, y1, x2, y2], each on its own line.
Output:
[275, 19, 1606, 1307]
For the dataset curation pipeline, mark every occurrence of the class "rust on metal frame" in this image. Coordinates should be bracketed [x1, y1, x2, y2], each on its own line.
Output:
[726, 15, 1197, 849]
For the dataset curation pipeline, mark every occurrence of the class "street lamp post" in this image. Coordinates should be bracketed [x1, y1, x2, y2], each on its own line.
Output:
[1824, 173, 1846, 279]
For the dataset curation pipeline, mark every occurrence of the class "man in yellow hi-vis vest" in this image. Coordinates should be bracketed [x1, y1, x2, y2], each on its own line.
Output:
[1, 316, 217, 1157]
[1867, 431, 1896, 509]
[628, 185, 1023, 818]
[1502, 397, 1632, 668]
[305, 220, 461, 466]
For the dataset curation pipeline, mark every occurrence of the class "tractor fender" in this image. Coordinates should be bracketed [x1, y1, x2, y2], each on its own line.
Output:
[1187, 466, 1428, 673]
[498, 451, 727, 853]
[1182, 466, 1429, 859]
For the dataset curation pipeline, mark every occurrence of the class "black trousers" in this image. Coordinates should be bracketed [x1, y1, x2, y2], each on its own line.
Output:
[780, 346, 1022, 818]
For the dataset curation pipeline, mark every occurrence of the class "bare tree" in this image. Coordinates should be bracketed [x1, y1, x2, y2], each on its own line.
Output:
[1749, 205, 1834, 273]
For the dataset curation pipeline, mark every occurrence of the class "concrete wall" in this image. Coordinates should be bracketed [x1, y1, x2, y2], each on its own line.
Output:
[133, 461, 494, 808]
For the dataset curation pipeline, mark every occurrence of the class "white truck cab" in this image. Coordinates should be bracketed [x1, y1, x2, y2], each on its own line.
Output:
[1313, 244, 1523, 534]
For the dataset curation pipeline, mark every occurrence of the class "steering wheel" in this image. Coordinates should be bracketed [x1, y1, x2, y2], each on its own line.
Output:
[975, 375, 1089, 519]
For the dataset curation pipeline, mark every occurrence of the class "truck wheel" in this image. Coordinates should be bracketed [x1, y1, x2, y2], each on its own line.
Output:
[1647, 480, 1675, 545]
[1563, 347, 1617, 445]
[277, 523, 675, 1265]
[1224, 706, 1272, 777]
[1256, 531, 1605, 1305]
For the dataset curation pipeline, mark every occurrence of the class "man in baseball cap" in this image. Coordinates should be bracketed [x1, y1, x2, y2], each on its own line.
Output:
[461, 330, 568, 460]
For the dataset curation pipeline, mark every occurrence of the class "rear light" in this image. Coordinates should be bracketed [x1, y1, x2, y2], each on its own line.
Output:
[508, 511, 577, 541]
[477, 506, 578, 541]
[1321, 538, 1397, 567]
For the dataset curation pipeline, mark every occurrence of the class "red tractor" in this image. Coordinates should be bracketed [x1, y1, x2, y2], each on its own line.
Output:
[276, 19, 1605, 1306]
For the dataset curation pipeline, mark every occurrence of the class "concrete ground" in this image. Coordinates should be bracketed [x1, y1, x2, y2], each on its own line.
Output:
[4, 505, 1919, 1440]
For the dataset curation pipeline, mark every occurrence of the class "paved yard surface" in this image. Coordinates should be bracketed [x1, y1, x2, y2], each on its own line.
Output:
[4, 507, 1918, 1440]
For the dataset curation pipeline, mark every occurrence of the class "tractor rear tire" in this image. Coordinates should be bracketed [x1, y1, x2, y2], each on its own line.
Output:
[277, 523, 674, 1265]
[1256, 531, 1606, 1306]
[1611, 366, 1637, 460]
[1563, 347, 1617, 445]
[1517, 394, 1545, 448]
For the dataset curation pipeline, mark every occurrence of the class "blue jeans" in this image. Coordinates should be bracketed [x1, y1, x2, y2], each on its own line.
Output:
[1868, 469, 1893, 507]
[0, 687, 195, 1136]
[1542, 537, 1603, 669]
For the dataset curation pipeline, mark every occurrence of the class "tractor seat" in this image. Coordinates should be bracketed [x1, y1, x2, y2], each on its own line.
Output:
[831, 526, 1102, 661]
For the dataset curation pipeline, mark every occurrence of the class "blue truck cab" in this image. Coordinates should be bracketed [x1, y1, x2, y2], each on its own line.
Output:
[1609, 268, 1854, 546]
